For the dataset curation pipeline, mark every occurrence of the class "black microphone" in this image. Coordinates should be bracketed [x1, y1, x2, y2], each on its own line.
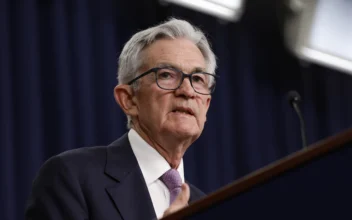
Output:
[287, 90, 308, 149]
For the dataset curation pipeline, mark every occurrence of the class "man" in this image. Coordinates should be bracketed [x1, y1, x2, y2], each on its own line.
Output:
[25, 18, 217, 220]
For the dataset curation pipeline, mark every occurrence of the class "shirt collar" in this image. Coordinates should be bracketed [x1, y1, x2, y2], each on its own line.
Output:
[128, 128, 185, 185]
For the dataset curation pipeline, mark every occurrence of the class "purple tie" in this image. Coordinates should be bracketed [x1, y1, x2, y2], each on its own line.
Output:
[160, 169, 182, 205]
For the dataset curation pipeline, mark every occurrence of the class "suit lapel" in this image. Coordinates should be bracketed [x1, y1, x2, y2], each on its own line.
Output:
[189, 185, 196, 203]
[104, 133, 157, 220]
[188, 181, 206, 204]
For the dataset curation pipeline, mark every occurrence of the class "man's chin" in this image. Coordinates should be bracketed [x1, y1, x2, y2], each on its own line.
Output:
[166, 124, 200, 139]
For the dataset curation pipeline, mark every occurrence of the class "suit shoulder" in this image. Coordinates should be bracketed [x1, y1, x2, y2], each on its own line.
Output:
[56, 146, 107, 165]
[36, 133, 129, 181]
[35, 146, 107, 183]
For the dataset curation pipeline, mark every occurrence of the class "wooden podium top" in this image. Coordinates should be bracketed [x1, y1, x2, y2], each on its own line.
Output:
[161, 127, 352, 220]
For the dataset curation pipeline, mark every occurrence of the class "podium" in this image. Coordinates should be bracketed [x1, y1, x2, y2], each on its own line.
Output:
[162, 128, 352, 220]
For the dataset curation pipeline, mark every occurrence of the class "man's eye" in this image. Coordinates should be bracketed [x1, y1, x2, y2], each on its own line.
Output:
[158, 71, 174, 79]
[192, 75, 205, 83]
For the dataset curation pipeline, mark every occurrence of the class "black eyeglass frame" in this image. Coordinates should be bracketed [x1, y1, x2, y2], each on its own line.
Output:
[127, 67, 219, 95]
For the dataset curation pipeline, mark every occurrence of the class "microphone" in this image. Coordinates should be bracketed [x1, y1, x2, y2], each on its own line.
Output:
[287, 90, 308, 149]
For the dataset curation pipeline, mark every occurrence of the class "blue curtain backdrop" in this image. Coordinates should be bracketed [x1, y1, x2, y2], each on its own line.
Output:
[1, 1, 352, 220]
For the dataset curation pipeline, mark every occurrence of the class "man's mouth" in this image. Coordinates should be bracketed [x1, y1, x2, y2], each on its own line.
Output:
[172, 107, 194, 116]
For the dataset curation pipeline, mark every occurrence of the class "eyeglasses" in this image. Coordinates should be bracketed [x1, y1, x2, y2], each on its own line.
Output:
[127, 67, 218, 95]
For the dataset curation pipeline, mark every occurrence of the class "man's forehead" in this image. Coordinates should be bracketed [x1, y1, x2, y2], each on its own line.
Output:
[142, 52, 207, 73]
[140, 38, 206, 72]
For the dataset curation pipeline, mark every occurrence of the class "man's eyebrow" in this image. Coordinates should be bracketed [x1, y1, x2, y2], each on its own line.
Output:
[192, 67, 206, 73]
[155, 63, 206, 73]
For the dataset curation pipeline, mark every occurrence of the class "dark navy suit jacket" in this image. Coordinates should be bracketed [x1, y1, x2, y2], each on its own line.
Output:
[25, 133, 205, 220]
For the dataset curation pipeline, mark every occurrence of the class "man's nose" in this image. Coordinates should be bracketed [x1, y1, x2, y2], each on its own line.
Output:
[175, 77, 195, 98]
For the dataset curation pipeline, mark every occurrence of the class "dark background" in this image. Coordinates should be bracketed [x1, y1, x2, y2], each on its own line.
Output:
[2, 1, 352, 220]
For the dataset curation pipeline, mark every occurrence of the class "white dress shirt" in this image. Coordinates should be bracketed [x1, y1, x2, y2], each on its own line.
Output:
[128, 129, 185, 219]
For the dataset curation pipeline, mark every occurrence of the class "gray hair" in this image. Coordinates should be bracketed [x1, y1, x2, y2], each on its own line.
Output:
[117, 18, 217, 128]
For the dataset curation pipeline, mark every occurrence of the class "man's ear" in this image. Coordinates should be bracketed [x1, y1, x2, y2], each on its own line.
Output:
[114, 85, 139, 117]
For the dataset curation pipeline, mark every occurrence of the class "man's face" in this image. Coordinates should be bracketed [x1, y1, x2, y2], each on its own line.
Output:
[134, 38, 211, 140]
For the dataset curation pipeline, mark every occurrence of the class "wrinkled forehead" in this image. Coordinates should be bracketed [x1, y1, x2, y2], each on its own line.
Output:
[139, 38, 206, 73]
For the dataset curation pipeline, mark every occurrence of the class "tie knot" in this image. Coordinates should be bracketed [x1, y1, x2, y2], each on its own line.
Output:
[160, 169, 182, 191]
